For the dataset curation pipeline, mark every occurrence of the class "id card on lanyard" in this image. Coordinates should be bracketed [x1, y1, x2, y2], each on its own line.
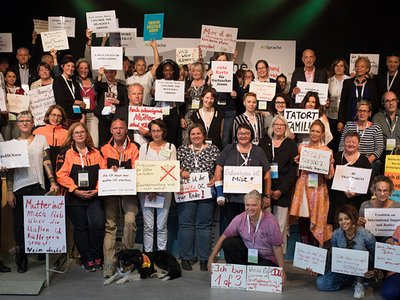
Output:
[247, 212, 262, 264]
[78, 151, 89, 187]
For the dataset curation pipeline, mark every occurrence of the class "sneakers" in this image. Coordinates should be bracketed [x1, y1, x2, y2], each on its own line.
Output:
[94, 259, 103, 270]
[181, 260, 192, 271]
[103, 264, 114, 278]
[353, 282, 365, 299]
[81, 260, 96, 272]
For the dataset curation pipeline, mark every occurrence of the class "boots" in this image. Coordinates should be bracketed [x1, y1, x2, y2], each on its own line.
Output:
[15, 246, 28, 273]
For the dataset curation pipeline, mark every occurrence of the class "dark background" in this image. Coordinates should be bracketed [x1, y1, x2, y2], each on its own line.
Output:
[1, 0, 398, 72]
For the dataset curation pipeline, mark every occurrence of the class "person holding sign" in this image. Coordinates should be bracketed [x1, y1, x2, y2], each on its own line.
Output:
[138, 119, 177, 252]
[56, 122, 107, 271]
[6, 111, 59, 273]
[207, 190, 285, 280]
[291, 119, 334, 246]
[177, 123, 220, 271]
[382, 225, 400, 300]
[310, 205, 377, 299]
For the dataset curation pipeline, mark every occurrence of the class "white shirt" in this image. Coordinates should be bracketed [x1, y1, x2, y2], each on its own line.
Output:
[126, 71, 154, 106]
[327, 75, 350, 119]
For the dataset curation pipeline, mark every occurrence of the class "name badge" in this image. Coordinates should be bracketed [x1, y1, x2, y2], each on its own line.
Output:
[191, 99, 200, 110]
[386, 138, 396, 151]
[217, 99, 226, 106]
[308, 173, 318, 188]
[258, 101, 267, 111]
[78, 170, 89, 187]
[83, 97, 91, 110]
[160, 148, 172, 158]
[162, 106, 170, 116]
[73, 105, 81, 114]
[205, 139, 213, 145]
[270, 163, 279, 179]
[248, 248, 258, 264]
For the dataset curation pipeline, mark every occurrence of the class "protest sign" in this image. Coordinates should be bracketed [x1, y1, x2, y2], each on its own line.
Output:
[154, 80, 185, 102]
[136, 160, 180, 192]
[331, 165, 372, 194]
[27, 85, 55, 126]
[33, 19, 48, 33]
[299, 147, 331, 175]
[91, 46, 123, 70]
[295, 81, 329, 104]
[200, 25, 238, 53]
[374, 242, 400, 273]
[284, 109, 319, 134]
[331, 247, 369, 277]
[211, 61, 233, 93]
[7, 94, 30, 114]
[249, 82, 276, 101]
[174, 172, 212, 203]
[211, 263, 247, 290]
[48, 16, 76, 37]
[144, 194, 165, 208]
[98, 169, 137, 196]
[293, 242, 327, 275]
[223, 166, 263, 194]
[246, 265, 283, 293]
[86, 10, 118, 33]
[268, 64, 282, 80]
[350, 54, 379, 75]
[0, 140, 29, 168]
[364, 208, 400, 237]
[0, 33, 12, 53]
[176, 48, 199, 65]
[110, 28, 137, 48]
[143, 13, 164, 41]
[0, 88, 6, 111]
[128, 106, 163, 130]
[385, 155, 400, 202]
[41, 30, 69, 52]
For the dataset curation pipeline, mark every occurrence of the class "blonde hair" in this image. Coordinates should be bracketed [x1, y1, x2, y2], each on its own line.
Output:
[63, 122, 94, 148]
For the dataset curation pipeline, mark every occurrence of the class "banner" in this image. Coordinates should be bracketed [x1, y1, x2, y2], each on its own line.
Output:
[128, 106, 163, 130]
[174, 172, 212, 202]
[284, 109, 319, 134]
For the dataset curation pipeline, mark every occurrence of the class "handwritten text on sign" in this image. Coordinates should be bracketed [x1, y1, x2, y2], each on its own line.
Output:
[41, 30, 69, 52]
[223, 166, 263, 194]
[374, 242, 400, 273]
[7, 94, 30, 114]
[174, 172, 212, 202]
[211, 61, 233, 93]
[176, 48, 199, 65]
[27, 85, 56, 126]
[293, 242, 327, 275]
[211, 263, 247, 290]
[385, 155, 400, 202]
[331, 165, 372, 194]
[23, 196, 66, 254]
[295, 81, 329, 105]
[331, 247, 369, 277]
[284, 109, 319, 134]
[98, 169, 137, 196]
[200, 25, 238, 54]
[154, 80, 185, 102]
[128, 106, 163, 130]
[135, 160, 180, 192]
[299, 147, 331, 175]
[249, 82, 276, 101]
[246, 265, 283, 293]
[364, 208, 400, 237]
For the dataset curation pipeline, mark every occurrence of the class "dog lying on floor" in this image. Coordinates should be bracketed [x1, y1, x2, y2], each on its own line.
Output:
[103, 249, 182, 285]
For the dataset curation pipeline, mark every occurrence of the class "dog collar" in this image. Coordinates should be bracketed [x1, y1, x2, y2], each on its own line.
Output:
[142, 254, 151, 268]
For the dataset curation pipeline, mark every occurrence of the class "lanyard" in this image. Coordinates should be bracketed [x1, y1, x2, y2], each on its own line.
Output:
[79, 148, 88, 169]
[354, 80, 366, 100]
[78, 81, 93, 96]
[237, 144, 251, 166]
[62, 74, 76, 99]
[387, 71, 398, 91]
[356, 122, 371, 139]
[116, 139, 128, 167]
[190, 144, 204, 169]
[385, 115, 398, 137]
[271, 138, 285, 161]
[247, 212, 262, 244]
[341, 151, 360, 166]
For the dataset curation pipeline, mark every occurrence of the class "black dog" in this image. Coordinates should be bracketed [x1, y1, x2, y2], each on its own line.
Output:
[103, 249, 181, 285]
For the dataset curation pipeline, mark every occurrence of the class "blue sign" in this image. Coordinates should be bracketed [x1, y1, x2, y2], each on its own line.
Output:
[143, 13, 164, 41]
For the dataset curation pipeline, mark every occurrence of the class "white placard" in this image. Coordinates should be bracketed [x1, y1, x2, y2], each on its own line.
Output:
[249, 82, 276, 101]
[91, 46, 123, 70]
[41, 30, 69, 52]
[0, 33, 12, 53]
[331, 247, 369, 277]
[211, 263, 247, 290]
[98, 169, 137, 196]
[0, 88, 6, 111]
[284, 108, 319, 134]
[86, 10, 118, 33]
[268, 63, 282, 80]
[48, 16, 76, 37]
[200, 25, 238, 54]
[154, 80, 185, 102]
[135, 160, 180, 192]
[128, 106, 163, 130]
[174, 172, 212, 203]
[211, 61, 233, 93]
[293, 242, 327, 275]
[7, 94, 30, 114]
[27, 85, 55, 126]
[223, 166, 263, 194]
[295, 81, 329, 105]
[364, 208, 400, 237]
[110, 28, 137, 48]
[176, 48, 199, 65]
[350, 54, 380, 75]
[246, 265, 283, 293]
[144, 194, 164, 208]
[33, 19, 48, 33]
[0, 140, 29, 168]
[374, 242, 400, 273]
[24, 196, 66, 253]
[331, 165, 372, 194]
[299, 146, 331, 175]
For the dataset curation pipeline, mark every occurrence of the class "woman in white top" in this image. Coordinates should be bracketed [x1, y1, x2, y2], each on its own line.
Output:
[138, 119, 177, 252]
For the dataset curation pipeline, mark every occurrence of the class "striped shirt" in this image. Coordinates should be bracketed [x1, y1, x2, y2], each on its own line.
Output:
[232, 112, 265, 144]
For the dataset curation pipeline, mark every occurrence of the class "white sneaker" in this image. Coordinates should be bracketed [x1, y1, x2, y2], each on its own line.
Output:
[353, 282, 365, 299]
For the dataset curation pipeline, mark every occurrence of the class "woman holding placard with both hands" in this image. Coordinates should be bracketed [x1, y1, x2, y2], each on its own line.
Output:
[177, 123, 220, 271]
[382, 224, 400, 300]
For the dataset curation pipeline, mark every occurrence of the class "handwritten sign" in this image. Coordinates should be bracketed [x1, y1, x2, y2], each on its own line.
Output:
[299, 147, 331, 175]
[246, 265, 283, 293]
[176, 48, 199, 65]
[249, 82, 276, 101]
[200, 25, 238, 54]
[331, 247, 369, 277]
[350, 54, 380, 75]
[7, 94, 30, 114]
[110, 28, 137, 48]
[33, 19, 48, 33]
[128, 106, 163, 130]
[211, 263, 247, 290]
[174, 172, 212, 203]
[268, 63, 281, 80]
[48, 16, 76, 37]
[293, 242, 327, 275]
[0, 33, 12, 53]
[284, 108, 319, 134]
[154, 80, 185, 102]
[211, 61, 233, 93]
[374, 242, 400, 273]
[143, 13, 164, 41]
[91, 46, 123, 70]
[24, 196, 67, 253]
[41, 30, 69, 52]
[0, 140, 29, 168]
[98, 169, 137, 196]
[86, 10, 118, 33]
[223, 166, 263, 194]
[385, 155, 400, 202]
[135, 160, 180, 192]
[27, 85, 56, 126]
[364, 208, 400, 237]
[0, 88, 6, 111]
[331, 165, 372, 194]
[295, 81, 329, 104]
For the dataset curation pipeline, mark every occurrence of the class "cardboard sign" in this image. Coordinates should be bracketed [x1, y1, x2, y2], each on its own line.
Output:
[176, 48, 199, 65]
[331, 247, 369, 277]
[331, 165, 372, 194]
[110, 28, 137, 48]
[364, 208, 400, 237]
[128, 106, 163, 130]
[24, 196, 67, 253]
[7, 94, 30, 114]
[246, 265, 283, 293]
[27, 85, 56, 126]
[223, 166, 263, 194]
[350, 53, 380, 75]
[143, 13, 164, 41]
[91, 46, 123, 70]
[154, 80, 185, 102]
[284, 109, 319, 134]
[33, 19, 48, 33]
[295, 81, 329, 105]
[48, 16, 76, 37]
[200, 25, 238, 54]
[0, 33, 12, 53]
[0, 140, 29, 168]
[374, 242, 400, 273]
[211, 263, 247, 290]
[174, 172, 212, 202]
[211, 61, 233, 93]
[385, 155, 400, 202]
[41, 30, 69, 52]
[86, 10, 118, 33]
[135, 160, 180, 192]
[299, 147, 331, 175]
[98, 169, 137, 196]
[249, 82, 276, 101]
[293, 242, 327, 275]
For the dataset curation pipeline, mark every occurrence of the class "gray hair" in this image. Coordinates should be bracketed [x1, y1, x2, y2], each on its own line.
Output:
[268, 115, 291, 139]
[17, 110, 34, 122]
[244, 190, 262, 205]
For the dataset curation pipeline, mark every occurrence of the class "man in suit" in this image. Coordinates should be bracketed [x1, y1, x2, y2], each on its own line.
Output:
[9, 47, 38, 90]
[377, 53, 400, 108]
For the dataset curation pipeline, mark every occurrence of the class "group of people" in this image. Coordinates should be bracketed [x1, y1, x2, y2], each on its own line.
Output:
[0, 28, 400, 300]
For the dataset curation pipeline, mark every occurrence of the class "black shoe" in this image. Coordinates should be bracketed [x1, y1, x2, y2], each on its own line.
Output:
[0, 261, 11, 273]
[181, 260, 192, 271]
[17, 255, 28, 273]
[200, 260, 208, 272]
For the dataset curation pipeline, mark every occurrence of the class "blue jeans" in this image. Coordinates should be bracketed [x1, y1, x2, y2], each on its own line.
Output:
[383, 273, 400, 300]
[315, 271, 356, 291]
[222, 110, 236, 148]
[177, 199, 215, 261]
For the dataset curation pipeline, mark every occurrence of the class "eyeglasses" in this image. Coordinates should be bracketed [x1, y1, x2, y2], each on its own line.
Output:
[50, 113, 63, 118]
[72, 131, 86, 136]
[18, 120, 32, 124]
[273, 123, 285, 127]
[384, 98, 398, 104]
[357, 109, 370, 113]
[237, 131, 251, 136]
